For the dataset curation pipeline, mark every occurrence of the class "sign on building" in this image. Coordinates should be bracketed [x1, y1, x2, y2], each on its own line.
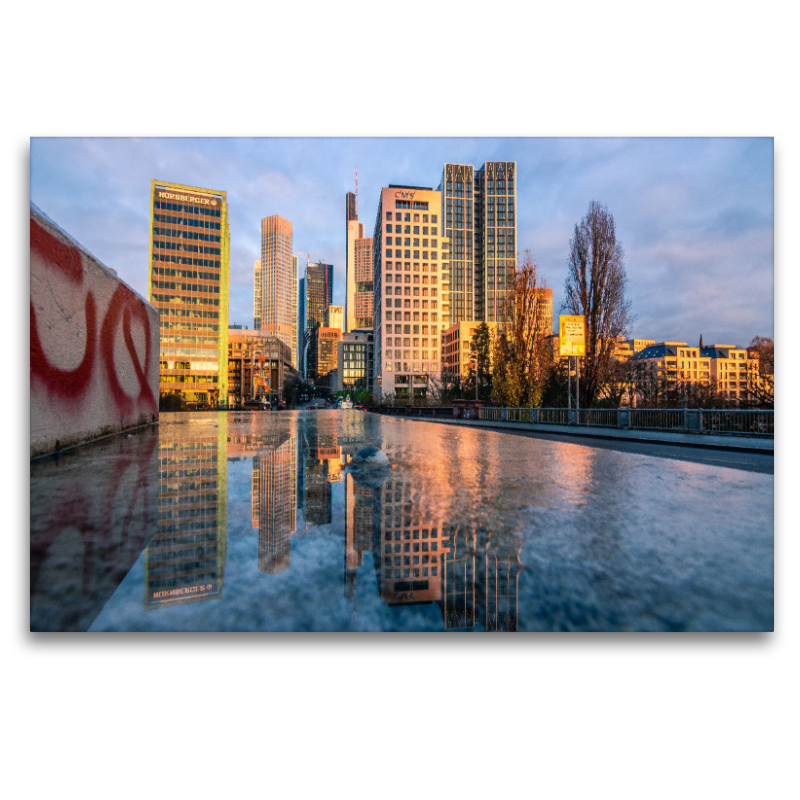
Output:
[559, 315, 586, 357]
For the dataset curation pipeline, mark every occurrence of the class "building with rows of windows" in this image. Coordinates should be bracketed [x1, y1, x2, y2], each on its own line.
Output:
[372, 185, 450, 402]
[148, 180, 230, 408]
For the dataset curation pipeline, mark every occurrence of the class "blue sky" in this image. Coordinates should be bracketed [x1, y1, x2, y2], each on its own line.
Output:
[30, 136, 773, 347]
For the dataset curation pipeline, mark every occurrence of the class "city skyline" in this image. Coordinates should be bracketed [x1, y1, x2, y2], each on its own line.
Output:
[30, 137, 773, 347]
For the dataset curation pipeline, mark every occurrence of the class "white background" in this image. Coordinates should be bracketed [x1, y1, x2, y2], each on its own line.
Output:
[7, 3, 794, 798]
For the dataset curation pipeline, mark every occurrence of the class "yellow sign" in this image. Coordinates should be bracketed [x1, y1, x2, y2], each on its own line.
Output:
[559, 315, 586, 356]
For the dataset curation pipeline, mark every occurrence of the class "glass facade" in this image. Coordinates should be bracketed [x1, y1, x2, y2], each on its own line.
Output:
[149, 180, 230, 407]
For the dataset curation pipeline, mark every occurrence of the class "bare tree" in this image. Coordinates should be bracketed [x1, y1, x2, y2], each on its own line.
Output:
[563, 201, 633, 407]
[492, 251, 553, 407]
[745, 336, 774, 407]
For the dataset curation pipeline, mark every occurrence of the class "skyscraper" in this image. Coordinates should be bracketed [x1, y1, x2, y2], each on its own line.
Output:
[345, 190, 374, 332]
[256, 215, 296, 367]
[475, 161, 517, 323]
[304, 261, 333, 385]
[253, 259, 262, 329]
[440, 161, 517, 324]
[372, 185, 450, 402]
[149, 179, 230, 407]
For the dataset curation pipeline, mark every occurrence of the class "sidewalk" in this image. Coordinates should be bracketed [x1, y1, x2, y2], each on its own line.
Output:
[388, 414, 774, 454]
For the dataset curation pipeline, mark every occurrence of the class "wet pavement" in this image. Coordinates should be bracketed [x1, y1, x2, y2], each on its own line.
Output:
[30, 411, 774, 632]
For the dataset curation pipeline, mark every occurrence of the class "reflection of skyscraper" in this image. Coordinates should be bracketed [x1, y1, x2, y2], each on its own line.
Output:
[372, 462, 451, 606]
[254, 432, 297, 574]
[303, 415, 338, 527]
[441, 524, 478, 629]
[344, 473, 375, 601]
[146, 420, 228, 609]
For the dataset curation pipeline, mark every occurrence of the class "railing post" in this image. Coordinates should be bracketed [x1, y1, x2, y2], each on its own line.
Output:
[532, 408, 538, 423]
[502, 408, 508, 421]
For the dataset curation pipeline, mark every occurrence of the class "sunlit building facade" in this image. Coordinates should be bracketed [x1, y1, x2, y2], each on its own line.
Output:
[149, 180, 230, 407]
[336, 329, 374, 395]
[475, 162, 516, 323]
[372, 185, 450, 402]
[304, 261, 333, 384]
[227, 328, 294, 405]
[441, 321, 498, 383]
[257, 215, 295, 367]
[345, 191, 375, 332]
[439, 161, 517, 325]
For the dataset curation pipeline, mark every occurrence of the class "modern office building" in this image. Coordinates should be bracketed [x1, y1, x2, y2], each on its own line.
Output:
[316, 327, 342, 392]
[256, 215, 295, 367]
[336, 329, 374, 395]
[227, 328, 295, 405]
[326, 304, 344, 331]
[298, 275, 306, 378]
[439, 161, 516, 325]
[304, 261, 333, 384]
[440, 164, 475, 324]
[372, 185, 450, 402]
[345, 190, 374, 332]
[149, 180, 230, 408]
[253, 259, 262, 330]
[441, 321, 498, 383]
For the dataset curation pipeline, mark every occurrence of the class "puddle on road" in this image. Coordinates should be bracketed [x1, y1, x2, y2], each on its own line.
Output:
[30, 411, 774, 632]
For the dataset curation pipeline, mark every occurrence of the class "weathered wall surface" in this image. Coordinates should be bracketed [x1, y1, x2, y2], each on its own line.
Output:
[30, 206, 160, 457]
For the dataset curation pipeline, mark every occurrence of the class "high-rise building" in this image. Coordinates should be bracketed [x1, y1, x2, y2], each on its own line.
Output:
[440, 164, 475, 324]
[298, 275, 306, 378]
[256, 215, 295, 367]
[345, 190, 374, 332]
[149, 180, 230, 408]
[253, 259, 262, 330]
[304, 261, 333, 385]
[475, 161, 516, 323]
[440, 161, 516, 325]
[326, 304, 344, 331]
[372, 185, 450, 402]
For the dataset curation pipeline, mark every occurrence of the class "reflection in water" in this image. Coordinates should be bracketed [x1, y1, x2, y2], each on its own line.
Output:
[30, 411, 774, 632]
[30, 427, 159, 631]
[146, 419, 227, 609]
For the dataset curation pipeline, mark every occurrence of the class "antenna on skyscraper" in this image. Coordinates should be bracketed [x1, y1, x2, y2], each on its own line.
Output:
[355, 166, 358, 217]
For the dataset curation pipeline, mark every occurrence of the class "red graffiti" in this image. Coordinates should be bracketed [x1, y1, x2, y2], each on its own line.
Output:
[30, 215, 157, 413]
[30, 217, 98, 397]
[101, 284, 157, 414]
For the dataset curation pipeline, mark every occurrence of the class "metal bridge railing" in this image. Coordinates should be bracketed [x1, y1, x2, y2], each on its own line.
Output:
[374, 406, 773, 438]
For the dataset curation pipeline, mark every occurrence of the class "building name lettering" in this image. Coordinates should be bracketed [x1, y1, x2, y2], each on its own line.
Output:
[394, 191, 416, 200]
[158, 191, 217, 206]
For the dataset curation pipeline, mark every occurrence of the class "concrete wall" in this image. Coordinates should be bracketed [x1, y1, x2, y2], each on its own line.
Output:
[30, 206, 160, 457]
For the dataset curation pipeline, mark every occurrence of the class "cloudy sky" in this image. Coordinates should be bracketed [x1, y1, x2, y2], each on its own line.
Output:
[30, 136, 772, 347]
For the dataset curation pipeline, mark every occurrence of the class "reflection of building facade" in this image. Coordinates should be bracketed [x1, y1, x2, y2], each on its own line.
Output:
[372, 185, 451, 402]
[372, 465, 451, 606]
[146, 422, 227, 609]
[227, 328, 295, 404]
[344, 473, 375, 602]
[303, 417, 339, 526]
[253, 435, 297, 574]
[149, 179, 230, 407]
